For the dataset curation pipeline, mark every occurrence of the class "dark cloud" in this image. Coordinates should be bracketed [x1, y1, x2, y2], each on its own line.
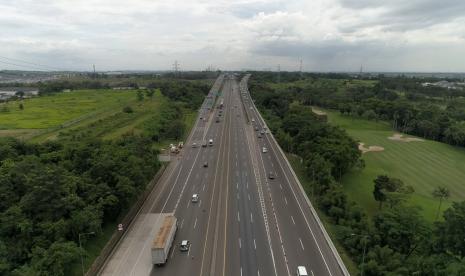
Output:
[339, 0, 465, 32]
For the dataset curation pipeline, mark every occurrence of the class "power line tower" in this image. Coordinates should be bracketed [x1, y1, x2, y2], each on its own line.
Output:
[92, 64, 96, 78]
[173, 60, 180, 78]
[359, 64, 363, 78]
[299, 59, 303, 79]
[277, 64, 281, 83]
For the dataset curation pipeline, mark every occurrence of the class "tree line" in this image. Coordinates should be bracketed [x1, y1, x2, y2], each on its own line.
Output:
[249, 75, 465, 275]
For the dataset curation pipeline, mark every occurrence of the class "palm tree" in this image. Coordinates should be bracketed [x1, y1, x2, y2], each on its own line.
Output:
[432, 186, 450, 220]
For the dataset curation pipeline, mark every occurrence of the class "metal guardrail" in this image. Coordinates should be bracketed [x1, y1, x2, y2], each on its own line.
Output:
[242, 74, 350, 276]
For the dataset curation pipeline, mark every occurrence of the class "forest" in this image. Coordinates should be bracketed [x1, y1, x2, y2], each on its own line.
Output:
[249, 73, 465, 275]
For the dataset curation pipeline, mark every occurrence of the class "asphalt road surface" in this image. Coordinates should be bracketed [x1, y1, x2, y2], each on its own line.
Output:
[99, 74, 348, 276]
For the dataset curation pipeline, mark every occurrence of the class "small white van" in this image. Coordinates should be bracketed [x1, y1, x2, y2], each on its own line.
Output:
[297, 266, 308, 276]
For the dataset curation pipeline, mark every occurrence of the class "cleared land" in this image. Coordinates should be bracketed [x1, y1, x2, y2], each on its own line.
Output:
[0, 89, 197, 145]
[325, 110, 465, 222]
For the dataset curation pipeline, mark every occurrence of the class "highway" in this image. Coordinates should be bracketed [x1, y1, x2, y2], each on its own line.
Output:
[99, 74, 348, 276]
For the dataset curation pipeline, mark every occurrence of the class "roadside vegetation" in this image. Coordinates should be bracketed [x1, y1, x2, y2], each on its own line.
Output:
[249, 72, 465, 275]
[0, 73, 211, 275]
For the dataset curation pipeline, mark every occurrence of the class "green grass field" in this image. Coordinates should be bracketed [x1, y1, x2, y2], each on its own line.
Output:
[0, 89, 136, 130]
[323, 109, 465, 222]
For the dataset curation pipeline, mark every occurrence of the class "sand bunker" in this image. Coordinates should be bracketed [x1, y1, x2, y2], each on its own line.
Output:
[388, 133, 424, 142]
[359, 143, 384, 154]
[311, 107, 327, 116]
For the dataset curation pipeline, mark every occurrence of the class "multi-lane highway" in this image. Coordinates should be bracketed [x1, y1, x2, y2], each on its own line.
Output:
[99, 74, 349, 276]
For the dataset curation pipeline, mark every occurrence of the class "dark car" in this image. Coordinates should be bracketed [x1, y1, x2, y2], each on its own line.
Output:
[268, 172, 275, 179]
[203, 162, 208, 167]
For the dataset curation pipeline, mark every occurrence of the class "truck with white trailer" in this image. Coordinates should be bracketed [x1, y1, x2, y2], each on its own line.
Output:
[151, 214, 177, 265]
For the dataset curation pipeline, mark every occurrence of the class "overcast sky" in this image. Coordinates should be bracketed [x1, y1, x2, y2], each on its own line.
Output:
[1, 0, 465, 72]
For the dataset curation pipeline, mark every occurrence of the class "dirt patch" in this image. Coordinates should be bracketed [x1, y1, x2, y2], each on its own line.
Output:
[388, 133, 424, 142]
[359, 142, 384, 154]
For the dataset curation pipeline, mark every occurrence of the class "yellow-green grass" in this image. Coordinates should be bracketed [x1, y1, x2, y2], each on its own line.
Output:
[324, 110, 465, 222]
[0, 89, 136, 133]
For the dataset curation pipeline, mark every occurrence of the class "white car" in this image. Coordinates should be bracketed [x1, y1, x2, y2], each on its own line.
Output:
[297, 266, 309, 276]
[191, 194, 199, 203]
[180, 240, 190, 252]
[262, 147, 268, 153]
[192, 142, 198, 148]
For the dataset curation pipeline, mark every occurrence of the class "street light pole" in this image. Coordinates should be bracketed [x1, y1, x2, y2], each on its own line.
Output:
[361, 236, 367, 276]
[351, 233, 369, 276]
[78, 232, 95, 276]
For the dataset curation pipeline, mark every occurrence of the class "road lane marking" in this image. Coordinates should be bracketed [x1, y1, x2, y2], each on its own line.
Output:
[291, 215, 295, 225]
[250, 212, 253, 223]
[279, 184, 283, 190]
[181, 219, 184, 229]
[248, 194, 251, 201]
[284, 197, 288, 205]
[194, 217, 198, 229]
[203, 183, 206, 191]
[254, 239, 257, 249]
[237, 211, 240, 222]
[299, 238, 305, 250]
[239, 238, 241, 248]
[199, 200, 202, 208]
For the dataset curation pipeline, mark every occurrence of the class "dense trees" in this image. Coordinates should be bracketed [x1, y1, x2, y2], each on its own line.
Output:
[0, 136, 160, 275]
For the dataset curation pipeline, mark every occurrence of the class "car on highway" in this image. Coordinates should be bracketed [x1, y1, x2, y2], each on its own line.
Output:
[254, 126, 259, 131]
[202, 141, 207, 147]
[216, 117, 220, 123]
[191, 194, 199, 203]
[203, 162, 208, 167]
[258, 133, 262, 138]
[262, 147, 268, 153]
[297, 266, 309, 276]
[251, 118, 255, 123]
[192, 142, 198, 148]
[180, 240, 190, 252]
[268, 172, 275, 179]
[208, 139, 213, 146]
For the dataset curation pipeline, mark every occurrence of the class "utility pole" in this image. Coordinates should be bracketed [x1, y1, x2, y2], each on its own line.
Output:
[359, 64, 363, 78]
[299, 59, 303, 79]
[79, 232, 95, 276]
[173, 60, 180, 78]
[277, 64, 281, 83]
[92, 64, 96, 79]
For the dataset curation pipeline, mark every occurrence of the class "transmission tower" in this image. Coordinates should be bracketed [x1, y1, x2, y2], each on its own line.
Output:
[173, 60, 180, 78]
[299, 59, 303, 78]
[277, 64, 281, 83]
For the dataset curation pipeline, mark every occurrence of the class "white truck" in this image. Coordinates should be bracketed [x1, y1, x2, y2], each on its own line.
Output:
[151, 214, 177, 265]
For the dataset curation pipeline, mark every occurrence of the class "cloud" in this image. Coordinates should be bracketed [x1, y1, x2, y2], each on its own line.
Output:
[0, 0, 464, 71]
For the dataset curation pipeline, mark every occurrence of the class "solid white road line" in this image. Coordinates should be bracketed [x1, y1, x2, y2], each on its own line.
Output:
[299, 237, 305, 250]
[291, 215, 295, 225]
[239, 238, 242, 249]
[194, 217, 198, 229]
[254, 239, 257, 250]
[237, 211, 240, 222]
